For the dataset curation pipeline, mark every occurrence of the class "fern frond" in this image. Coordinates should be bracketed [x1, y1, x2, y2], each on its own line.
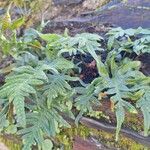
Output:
[39, 32, 103, 60]
[0, 102, 9, 132]
[1, 3, 12, 31]
[0, 66, 48, 127]
[58, 33, 103, 59]
[51, 57, 75, 70]
[75, 84, 99, 112]
[107, 27, 150, 54]
[137, 88, 150, 136]
[76, 56, 143, 139]
[97, 57, 140, 139]
[18, 108, 70, 150]
[43, 74, 73, 108]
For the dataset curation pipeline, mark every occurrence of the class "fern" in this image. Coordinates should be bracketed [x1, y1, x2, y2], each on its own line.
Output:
[47, 57, 75, 71]
[38, 33, 62, 59]
[0, 66, 48, 127]
[137, 86, 150, 136]
[75, 55, 147, 140]
[43, 74, 77, 108]
[58, 33, 103, 61]
[133, 36, 150, 55]
[0, 102, 9, 132]
[96, 56, 146, 140]
[18, 107, 71, 150]
[75, 83, 100, 113]
[107, 27, 150, 55]
[1, 3, 12, 31]
[0, 44, 78, 148]
[39, 32, 103, 61]
[36, 29, 150, 141]
[0, 61, 76, 149]
[0, 25, 150, 149]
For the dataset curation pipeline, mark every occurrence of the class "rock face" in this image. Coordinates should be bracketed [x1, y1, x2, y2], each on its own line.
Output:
[0, 143, 9, 150]
[45, 0, 150, 32]
[127, 0, 150, 6]
[69, 0, 150, 29]
[90, 0, 150, 28]
[53, 0, 83, 5]
[73, 137, 109, 150]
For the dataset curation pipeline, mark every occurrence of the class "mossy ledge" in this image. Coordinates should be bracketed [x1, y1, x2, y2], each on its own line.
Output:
[57, 124, 150, 150]
[1, 117, 150, 150]
[0, 134, 22, 150]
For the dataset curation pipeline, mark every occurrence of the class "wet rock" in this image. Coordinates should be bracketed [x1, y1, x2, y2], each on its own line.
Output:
[45, 0, 150, 32]
[0, 8, 5, 15]
[127, 0, 150, 7]
[78, 0, 150, 28]
[138, 53, 150, 76]
[0, 143, 9, 150]
[94, 0, 150, 28]
[53, 0, 83, 6]
[73, 136, 109, 150]
[43, 20, 113, 36]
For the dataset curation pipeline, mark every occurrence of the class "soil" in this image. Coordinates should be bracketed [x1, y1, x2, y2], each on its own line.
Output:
[138, 53, 150, 76]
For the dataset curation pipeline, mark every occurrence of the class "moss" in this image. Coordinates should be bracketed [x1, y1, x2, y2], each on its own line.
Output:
[0, 136, 22, 150]
[57, 124, 150, 150]
[87, 110, 110, 120]
[56, 125, 90, 150]
[91, 128, 148, 150]
[125, 113, 144, 132]
[0, 122, 148, 150]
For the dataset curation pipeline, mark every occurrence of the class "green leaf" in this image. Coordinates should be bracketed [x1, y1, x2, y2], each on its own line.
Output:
[5, 125, 17, 134]
[42, 139, 53, 150]
[39, 33, 61, 42]
[107, 36, 115, 50]
[43, 74, 72, 108]
[0, 66, 48, 127]
[57, 33, 103, 58]
[115, 104, 125, 141]
[1, 4, 12, 31]
[11, 17, 25, 30]
[123, 101, 137, 114]
[13, 96, 26, 127]
[137, 89, 150, 136]
[106, 27, 150, 55]
[52, 58, 74, 70]
[76, 56, 147, 140]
